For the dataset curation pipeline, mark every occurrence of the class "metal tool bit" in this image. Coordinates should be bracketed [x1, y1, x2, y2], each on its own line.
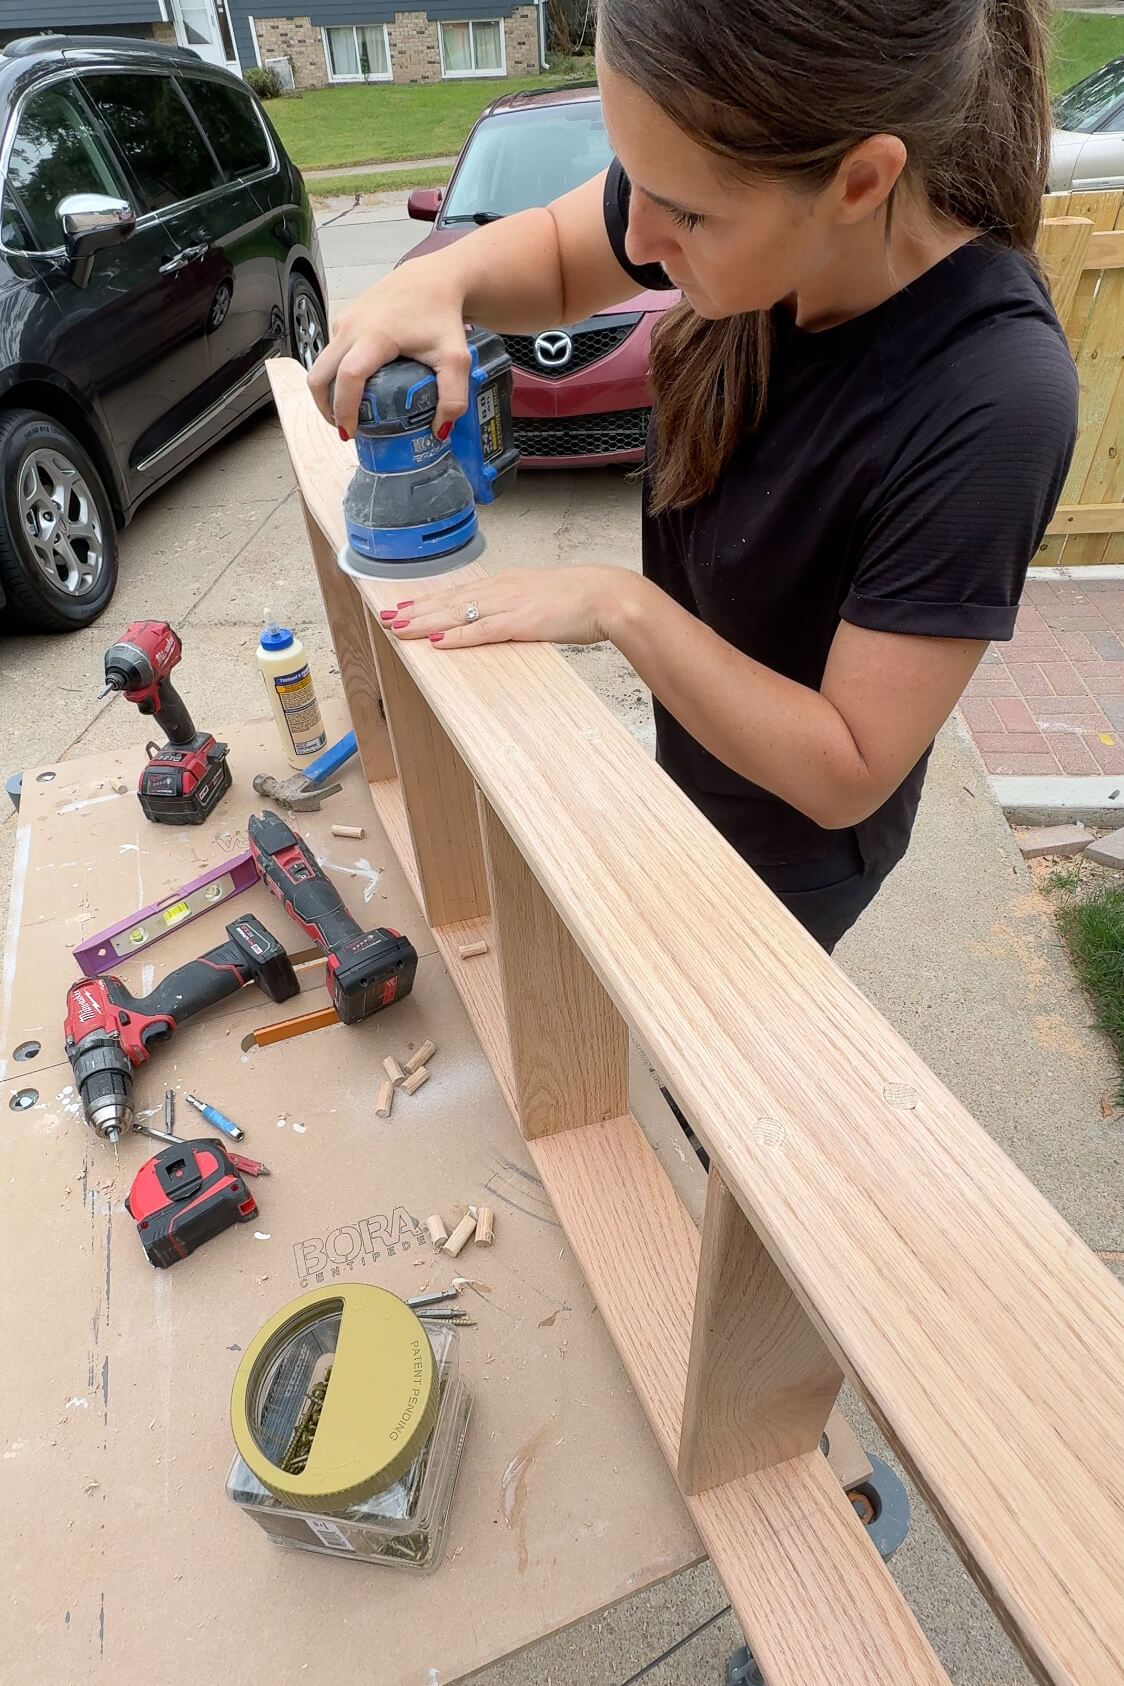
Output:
[164, 1089, 175, 1134]
[135, 1122, 177, 1146]
[184, 1092, 244, 1141]
[407, 1287, 460, 1310]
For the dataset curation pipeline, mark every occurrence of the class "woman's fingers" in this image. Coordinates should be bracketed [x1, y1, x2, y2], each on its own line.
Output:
[306, 271, 475, 438]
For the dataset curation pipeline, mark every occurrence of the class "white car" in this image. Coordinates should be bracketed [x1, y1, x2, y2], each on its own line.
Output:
[1050, 56, 1124, 191]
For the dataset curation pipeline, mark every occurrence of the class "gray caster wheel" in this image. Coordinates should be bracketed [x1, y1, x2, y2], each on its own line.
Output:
[726, 1455, 910, 1685]
[727, 1647, 765, 1686]
[846, 1453, 911, 1560]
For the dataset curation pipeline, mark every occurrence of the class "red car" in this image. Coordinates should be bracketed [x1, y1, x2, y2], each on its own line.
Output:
[404, 86, 678, 467]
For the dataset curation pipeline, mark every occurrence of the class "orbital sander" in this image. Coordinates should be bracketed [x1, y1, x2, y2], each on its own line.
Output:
[336, 326, 519, 581]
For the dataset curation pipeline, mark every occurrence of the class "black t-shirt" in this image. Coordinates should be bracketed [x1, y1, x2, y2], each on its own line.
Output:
[603, 160, 1079, 875]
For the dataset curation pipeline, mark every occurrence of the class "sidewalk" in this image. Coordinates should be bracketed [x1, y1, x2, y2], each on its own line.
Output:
[960, 571, 1124, 821]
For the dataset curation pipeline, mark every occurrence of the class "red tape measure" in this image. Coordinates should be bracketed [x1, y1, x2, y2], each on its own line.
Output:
[125, 1139, 257, 1269]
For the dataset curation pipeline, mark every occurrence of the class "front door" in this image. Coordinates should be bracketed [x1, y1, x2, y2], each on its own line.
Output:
[170, 0, 235, 69]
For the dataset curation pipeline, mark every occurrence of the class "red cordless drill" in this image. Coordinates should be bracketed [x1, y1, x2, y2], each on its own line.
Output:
[64, 915, 299, 1154]
[247, 809, 417, 1025]
[101, 620, 231, 825]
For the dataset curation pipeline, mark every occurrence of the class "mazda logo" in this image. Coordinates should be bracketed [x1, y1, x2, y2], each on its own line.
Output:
[534, 330, 573, 369]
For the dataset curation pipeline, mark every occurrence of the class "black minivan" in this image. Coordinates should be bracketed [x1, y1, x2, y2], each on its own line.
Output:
[0, 35, 327, 631]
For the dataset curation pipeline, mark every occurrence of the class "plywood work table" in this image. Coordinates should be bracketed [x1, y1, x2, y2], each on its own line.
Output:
[0, 708, 710, 1685]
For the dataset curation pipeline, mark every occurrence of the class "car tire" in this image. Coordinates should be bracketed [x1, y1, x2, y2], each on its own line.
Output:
[0, 410, 118, 633]
[289, 273, 327, 372]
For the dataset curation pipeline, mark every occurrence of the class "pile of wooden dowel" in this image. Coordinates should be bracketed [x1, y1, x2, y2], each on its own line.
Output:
[376, 1039, 436, 1118]
[426, 1206, 495, 1254]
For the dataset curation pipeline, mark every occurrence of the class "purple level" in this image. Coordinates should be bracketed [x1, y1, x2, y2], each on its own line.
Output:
[73, 851, 260, 975]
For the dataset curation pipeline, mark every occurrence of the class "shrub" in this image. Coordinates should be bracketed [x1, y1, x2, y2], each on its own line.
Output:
[245, 65, 284, 100]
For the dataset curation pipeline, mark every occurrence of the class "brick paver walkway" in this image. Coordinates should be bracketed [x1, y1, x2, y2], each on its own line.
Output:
[961, 578, 1124, 778]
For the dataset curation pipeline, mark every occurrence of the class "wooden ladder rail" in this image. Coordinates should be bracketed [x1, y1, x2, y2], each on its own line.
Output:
[270, 359, 1124, 1686]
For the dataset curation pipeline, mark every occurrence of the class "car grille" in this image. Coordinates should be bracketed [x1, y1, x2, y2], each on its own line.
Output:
[513, 409, 651, 459]
[503, 315, 641, 379]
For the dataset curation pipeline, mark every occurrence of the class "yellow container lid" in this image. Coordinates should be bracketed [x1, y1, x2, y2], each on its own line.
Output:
[230, 1284, 438, 1512]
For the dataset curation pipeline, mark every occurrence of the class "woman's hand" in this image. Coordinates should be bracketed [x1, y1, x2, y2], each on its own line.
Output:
[308, 259, 472, 440]
[379, 566, 641, 649]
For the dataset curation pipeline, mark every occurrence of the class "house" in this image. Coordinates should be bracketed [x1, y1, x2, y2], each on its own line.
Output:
[0, 1, 547, 87]
[238, 3, 546, 88]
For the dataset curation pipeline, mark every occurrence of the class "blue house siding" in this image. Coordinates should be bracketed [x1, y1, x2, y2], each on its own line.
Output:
[229, 1, 526, 76]
[0, 0, 164, 25]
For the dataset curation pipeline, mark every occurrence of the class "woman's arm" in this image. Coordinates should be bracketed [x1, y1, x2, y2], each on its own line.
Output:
[385, 567, 986, 830]
[310, 172, 640, 438]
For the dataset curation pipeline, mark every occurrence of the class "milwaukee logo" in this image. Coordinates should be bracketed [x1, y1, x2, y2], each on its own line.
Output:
[73, 988, 103, 1024]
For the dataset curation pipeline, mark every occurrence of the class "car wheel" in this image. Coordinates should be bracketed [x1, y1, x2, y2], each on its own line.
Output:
[289, 274, 327, 372]
[0, 410, 118, 633]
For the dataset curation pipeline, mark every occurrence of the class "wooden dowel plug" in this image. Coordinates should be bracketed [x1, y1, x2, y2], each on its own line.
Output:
[475, 1207, 494, 1247]
[458, 941, 488, 959]
[426, 1213, 449, 1249]
[443, 1208, 478, 1257]
[375, 1079, 394, 1119]
[330, 824, 365, 839]
[406, 1039, 437, 1074]
[402, 1066, 429, 1096]
[383, 1055, 406, 1086]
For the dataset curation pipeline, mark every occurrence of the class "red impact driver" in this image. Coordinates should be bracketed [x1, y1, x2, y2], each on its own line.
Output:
[101, 619, 231, 824]
[247, 809, 417, 1024]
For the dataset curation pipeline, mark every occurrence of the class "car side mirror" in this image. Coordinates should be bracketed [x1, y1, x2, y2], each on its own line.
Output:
[57, 194, 136, 288]
[407, 188, 443, 222]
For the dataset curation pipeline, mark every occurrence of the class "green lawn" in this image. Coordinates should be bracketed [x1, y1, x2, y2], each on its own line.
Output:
[268, 71, 589, 170]
[1049, 12, 1124, 97]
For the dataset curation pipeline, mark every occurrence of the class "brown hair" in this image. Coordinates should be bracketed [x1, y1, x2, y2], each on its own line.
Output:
[597, 0, 1051, 511]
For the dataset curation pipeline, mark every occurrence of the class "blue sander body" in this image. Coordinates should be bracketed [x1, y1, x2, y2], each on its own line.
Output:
[337, 326, 519, 581]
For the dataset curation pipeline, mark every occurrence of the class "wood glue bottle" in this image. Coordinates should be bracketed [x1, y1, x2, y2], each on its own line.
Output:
[256, 625, 328, 770]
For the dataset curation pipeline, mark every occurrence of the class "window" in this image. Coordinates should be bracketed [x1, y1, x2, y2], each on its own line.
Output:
[181, 75, 271, 175]
[441, 101, 613, 222]
[323, 25, 391, 82]
[439, 20, 504, 77]
[1053, 62, 1124, 134]
[80, 72, 223, 213]
[3, 79, 127, 252]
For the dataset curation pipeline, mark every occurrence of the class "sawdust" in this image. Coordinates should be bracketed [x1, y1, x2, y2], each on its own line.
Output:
[1031, 1013, 1095, 1061]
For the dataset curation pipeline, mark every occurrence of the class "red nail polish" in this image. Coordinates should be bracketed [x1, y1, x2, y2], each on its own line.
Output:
[396, 600, 414, 609]
[391, 619, 410, 630]
[338, 426, 349, 442]
[379, 609, 396, 621]
[437, 422, 452, 441]
[428, 631, 445, 643]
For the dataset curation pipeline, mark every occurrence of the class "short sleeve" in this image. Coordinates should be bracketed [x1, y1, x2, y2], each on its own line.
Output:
[603, 158, 676, 294]
[841, 331, 1078, 642]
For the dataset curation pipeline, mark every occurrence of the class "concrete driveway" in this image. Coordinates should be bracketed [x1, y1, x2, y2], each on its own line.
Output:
[1, 199, 1120, 1686]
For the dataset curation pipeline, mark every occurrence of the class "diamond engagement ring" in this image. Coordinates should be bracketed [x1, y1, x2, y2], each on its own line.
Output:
[464, 602, 480, 623]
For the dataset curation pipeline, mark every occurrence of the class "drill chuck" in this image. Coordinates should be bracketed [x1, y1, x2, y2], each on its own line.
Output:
[67, 1030, 134, 1138]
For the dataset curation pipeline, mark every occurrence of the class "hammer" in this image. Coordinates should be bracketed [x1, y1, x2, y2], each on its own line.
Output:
[252, 729, 358, 813]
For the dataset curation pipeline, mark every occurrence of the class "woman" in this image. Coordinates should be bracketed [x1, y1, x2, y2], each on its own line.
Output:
[310, 0, 1078, 954]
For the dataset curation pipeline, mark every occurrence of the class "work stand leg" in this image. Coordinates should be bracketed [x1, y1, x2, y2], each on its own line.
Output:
[678, 1167, 843, 1494]
[367, 630, 491, 927]
[476, 793, 628, 1140]
[298, 492, 395, 783]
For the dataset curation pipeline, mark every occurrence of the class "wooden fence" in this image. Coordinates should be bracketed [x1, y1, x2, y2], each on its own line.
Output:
[1037, 190, 1124, 564]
